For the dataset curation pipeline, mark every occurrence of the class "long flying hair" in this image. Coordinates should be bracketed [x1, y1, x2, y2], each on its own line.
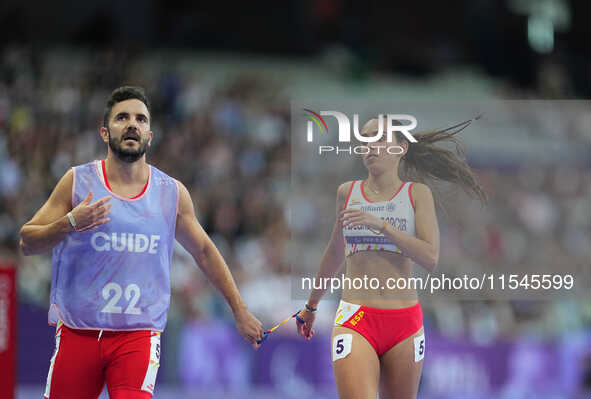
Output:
[366, 116, 488, 206]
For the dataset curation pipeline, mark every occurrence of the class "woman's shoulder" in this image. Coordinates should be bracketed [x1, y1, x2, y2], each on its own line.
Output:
[409, 182, 433, 206]
[408, 181, 431, 192]
[337, 180, 356, 197]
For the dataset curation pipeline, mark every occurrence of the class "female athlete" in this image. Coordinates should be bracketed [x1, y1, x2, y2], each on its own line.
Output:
[295, 117, 487, 399]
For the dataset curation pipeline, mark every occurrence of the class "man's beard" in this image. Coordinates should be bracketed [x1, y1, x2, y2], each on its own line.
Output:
[108, 129, 149, 163]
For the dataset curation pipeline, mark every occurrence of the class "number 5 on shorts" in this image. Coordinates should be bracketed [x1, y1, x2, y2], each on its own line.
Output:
[332, 334, 352, 361]
[414, 334, 425, 362]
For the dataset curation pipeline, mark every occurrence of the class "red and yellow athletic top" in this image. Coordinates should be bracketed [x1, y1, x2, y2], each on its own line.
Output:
[342, 180, 416, 257]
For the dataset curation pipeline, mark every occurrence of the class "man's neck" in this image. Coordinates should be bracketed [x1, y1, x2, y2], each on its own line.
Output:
[104, 154, 149, 185]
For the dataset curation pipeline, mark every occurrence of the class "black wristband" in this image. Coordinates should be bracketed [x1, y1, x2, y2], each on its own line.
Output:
[305, 303, 317, 312]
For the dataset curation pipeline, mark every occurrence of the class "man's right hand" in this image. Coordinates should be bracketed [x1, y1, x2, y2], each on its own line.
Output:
[234, 309, 264, 350]
[70, 191, 112, 232]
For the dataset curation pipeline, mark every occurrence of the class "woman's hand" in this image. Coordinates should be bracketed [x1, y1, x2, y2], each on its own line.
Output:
[339, 209, 385, 233]
[296, 308, 315, 340]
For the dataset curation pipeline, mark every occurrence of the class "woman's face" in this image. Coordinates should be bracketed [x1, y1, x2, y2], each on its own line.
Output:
[360, 119, 408, 174]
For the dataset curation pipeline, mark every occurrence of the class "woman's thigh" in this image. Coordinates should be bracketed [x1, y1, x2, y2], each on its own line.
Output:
[378, 326, 425, 399]
[331, 326, 380, 399]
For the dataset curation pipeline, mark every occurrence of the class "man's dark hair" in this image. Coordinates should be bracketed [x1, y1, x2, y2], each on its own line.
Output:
[103, 86, 151, 127]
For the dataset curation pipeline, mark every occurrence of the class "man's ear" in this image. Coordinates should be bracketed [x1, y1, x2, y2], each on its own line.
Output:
[100, 127, 109, 143]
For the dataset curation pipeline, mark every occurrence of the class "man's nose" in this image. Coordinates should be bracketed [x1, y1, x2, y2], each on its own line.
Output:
[126, 121, 138, 131]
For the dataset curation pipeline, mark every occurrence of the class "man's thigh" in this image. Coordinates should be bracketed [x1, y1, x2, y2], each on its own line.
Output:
[104, 331, 161, 397]
[44, 324, 105, 399]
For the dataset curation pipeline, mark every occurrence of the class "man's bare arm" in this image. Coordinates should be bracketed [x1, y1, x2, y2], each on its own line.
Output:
[174, 181, 263, 347]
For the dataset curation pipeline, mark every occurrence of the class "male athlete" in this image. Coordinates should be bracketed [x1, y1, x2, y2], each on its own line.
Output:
[19, 86, 264, 399]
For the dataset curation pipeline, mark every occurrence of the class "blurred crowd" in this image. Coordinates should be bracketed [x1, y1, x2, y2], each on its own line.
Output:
[431, 165, 591, 342]
[2, 46, 590, 354]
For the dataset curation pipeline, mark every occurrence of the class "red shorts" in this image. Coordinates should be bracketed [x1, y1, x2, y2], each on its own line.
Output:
[334, 300, 423, 356]
[44, 321, 161, 399]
